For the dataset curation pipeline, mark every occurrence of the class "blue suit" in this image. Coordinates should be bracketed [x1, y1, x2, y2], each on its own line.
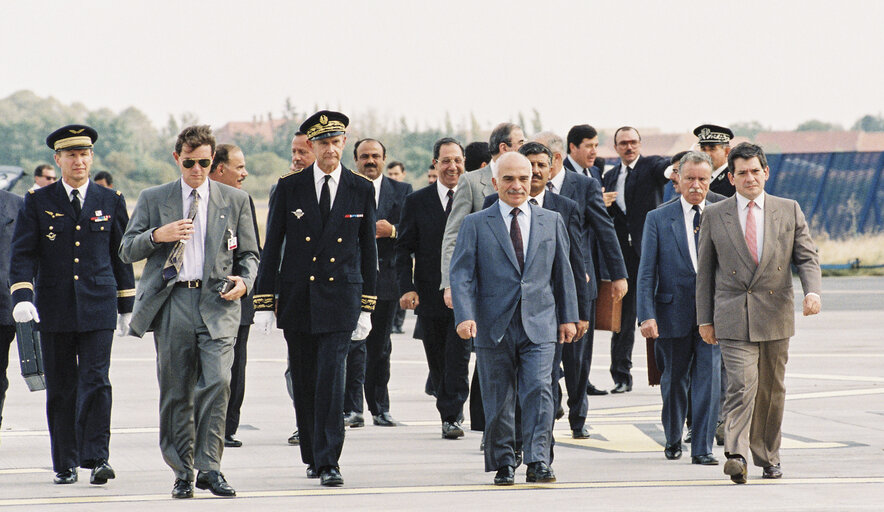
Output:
[1, 190, 23, 429]
[450, 201, 578, 470]
[637, 197, 721, 456]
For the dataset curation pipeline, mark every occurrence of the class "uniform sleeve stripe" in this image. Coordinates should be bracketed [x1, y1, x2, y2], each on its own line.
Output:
[117, 289, 136, 298]
[10, 282, 34, 293]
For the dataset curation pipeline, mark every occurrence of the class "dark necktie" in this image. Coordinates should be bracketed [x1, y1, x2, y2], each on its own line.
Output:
[529, 198, 538, 205]
[510, 208, 524, 273]
[546, 181, 555, 194]
[162, 189, 200, 282]
[319, 175, 331, 228]
[624, 165, 636, 208]
[445, 189, 453, 216]
[692, 204, 701, 249]
[71, 189, 81, 218]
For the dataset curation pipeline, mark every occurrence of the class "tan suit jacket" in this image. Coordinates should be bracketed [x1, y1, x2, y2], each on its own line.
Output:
[696, 193, 821, 341]
[439, 165, 496, 289]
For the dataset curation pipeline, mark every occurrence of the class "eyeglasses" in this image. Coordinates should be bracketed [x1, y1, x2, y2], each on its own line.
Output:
[181, 158, 212, 169]
[42, 176, 58, 181]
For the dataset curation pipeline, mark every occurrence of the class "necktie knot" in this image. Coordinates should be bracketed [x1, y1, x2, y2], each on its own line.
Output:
[511, 208, 520, 218]
[529, 198, 538, 205]
[546, 181, 554, 193]
[70, 189, 81, 217]
[446, 189, 453, 199]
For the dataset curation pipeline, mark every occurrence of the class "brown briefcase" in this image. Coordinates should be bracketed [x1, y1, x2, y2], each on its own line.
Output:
[594, 280, 622, 332]
[646, 338, 662, 386]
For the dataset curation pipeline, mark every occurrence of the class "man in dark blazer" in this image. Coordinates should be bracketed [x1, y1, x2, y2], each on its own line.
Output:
[0, 189, 23, 432]
[397, 137, 470, 439]
[120, 126, 259, 498]
[534, 131, 628, 433]
[451, 152, 578, 485]
[603, 126, 673, 393]
[637, 152, 724, 465]
[10, 125, 135, 486]
[253, 111, 377, 487]
[343, 138, 412, 428]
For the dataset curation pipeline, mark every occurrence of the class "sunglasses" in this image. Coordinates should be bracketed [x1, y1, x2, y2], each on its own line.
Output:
[181, 158, 212, 169]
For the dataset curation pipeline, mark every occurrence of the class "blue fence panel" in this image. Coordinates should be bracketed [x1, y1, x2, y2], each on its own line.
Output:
[768, 153, 829, 215]
[817, 153, 882, 236]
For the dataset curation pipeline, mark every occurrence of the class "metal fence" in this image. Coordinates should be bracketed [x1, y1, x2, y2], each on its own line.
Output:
[663, 151, 884, 237]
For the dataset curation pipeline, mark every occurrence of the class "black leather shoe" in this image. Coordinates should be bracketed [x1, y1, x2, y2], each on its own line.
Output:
[762, 463, 782, 479]
[320, 467, 344, 486]
[195, 470, 236, 497]
[90, 460, 116, 484]
[724, 455, 748, 484]
[372, 412, 396, 426]
[224, 435, 242, 448]
[664, 443, 682, 460]
[306, 464, 318, 478]
[586, 383, 608, 396]
[514, 450, 523, 468]
[288, 430, 300, 445]
[611, 382, 632, 394]
[479, 432, 485, 451]
[442, 420, 464, 439]
[172, 478, 193, 499]
[494, 465, 515, 485]
[343, 411, 364, 428]
[54, 468, 78, 484]
[525, 461, 556, 483]
[572, 427, 590, 439]
[715, 421, 725, 446]
[684, 426, 692, 443]
[391, 326, 404, 334]
[555, 404, 565, 420]
[691, 454, 719, 465]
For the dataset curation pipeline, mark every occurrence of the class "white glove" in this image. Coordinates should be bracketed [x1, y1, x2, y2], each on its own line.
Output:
[12, 302, 40, 323]
[254, 311, 276, 335]
[351, 311, 372, 340]
[116, 313, 132, 337]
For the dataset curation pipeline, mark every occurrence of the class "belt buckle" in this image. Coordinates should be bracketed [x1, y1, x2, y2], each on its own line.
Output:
[187, 280, 200, 288]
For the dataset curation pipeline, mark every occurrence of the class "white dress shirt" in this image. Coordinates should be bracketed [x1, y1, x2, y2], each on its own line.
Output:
[436, 180, 457, 210]
[529, 189, 546, 207]
[314, 163, 342, 206]
[736, 191, 765, 262]
[371, 174, 383, 207]
[178, 178, 210, 281]
[566, 155, 590, 177]
[548, 167, 566, 194]
[679, 196, 705, 272]
[499, 200, 531, 254]
[61, 179, 89, 205]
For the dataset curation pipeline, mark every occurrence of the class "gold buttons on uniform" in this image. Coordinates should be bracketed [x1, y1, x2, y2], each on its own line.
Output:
[310, 276, 315, 281]
[74, 275, 79, 280]
[74, 258, 79, 263]
[748, 290, 752, 294]
[777, 266, 782, 270]
[337, 238, 342, 243]
[49, 226, 54, 231]
[76, 225, 81, 231]
[329, 277, 334, 282]
[305, 237, 311, 242]
[769, 291, 774, 294]
[75, 241, 80, 246]
[731, 270, 736, 274]
[312, 257, 317, 262]
[330, 258, 335, 263]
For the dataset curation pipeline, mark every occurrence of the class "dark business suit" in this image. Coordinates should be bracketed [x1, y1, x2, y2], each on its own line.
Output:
[11, 181, 135, 472]
[557, 170, 627, 422]
[637, 197, 723, 456]
[563, 156, 602, 183]
[254, 164, 377, 472]
[0, 190, 23, 429]
[345, 177, 411, 416]
[450, 202, 578, 471]
[603, 155, 670, 387]
[396, 184, 470, 423]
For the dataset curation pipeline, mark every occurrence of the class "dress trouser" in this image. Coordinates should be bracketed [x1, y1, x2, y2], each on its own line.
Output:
[610, 248, 639, 386]
[363, 299, 396, 416]
[719, 337, 789, 467]
[477, 312, 555, 472]
[225, 323, 251, 437]
[562, 300, 595, 430]
[344, 339, 366, 414]
[655, 327, 721, 456]
[420, 311, 470, 423]
[155, 287, 234, 481]
[41, 329, 114, 472]
[285, 328, 350, 470]
[0, 324, 15, 428]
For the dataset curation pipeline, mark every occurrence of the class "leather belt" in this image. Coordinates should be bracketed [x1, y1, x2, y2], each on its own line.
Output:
[174, 280, 202, 288]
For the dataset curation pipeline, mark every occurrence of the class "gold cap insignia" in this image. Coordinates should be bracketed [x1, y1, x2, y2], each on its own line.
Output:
[319, 115, 328, 125]
[69, 128, 85, 134]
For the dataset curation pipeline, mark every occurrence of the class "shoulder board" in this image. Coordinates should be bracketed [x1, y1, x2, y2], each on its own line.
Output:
[280, 169, 302, 179]
[350, 170, 372, 182]
[116, 190, 122, 195]
[28, 189, 35, 194]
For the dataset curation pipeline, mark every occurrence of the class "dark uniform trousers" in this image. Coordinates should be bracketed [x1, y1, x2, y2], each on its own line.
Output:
[561, 300, 596, 431]
[286, 329, 351, 469]
[225, 323, 251, 436]
[611, 244, 640, 386]
[421, 311, 470, 423]
[0, 325, 15, 427]
[344, 298, 396, 416]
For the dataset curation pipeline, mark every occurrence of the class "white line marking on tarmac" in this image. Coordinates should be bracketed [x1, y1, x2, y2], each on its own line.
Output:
[0, 468, 50, 475]
[0, 477, 881, 506]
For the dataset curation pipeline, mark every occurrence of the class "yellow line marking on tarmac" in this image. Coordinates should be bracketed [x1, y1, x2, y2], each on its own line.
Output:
[0, 468, 50, 475]
[1, 477, 882, 506]
[786, 388, 884, 400]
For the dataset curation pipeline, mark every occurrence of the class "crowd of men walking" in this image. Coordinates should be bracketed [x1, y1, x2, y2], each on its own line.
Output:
[0, 111, 821, 497]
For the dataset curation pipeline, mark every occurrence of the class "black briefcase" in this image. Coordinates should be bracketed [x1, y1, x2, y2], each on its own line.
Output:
[15, 320, 46, 392]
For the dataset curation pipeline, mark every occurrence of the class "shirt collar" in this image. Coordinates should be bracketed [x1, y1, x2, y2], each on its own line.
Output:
[436, 179, 456, 201]
[549, 166, 566, 192]
[531, 189, 546, 206]
[61, 179, 89, 200]
[566, 154, 585, 173]
[314, 163, 342, 185]
[181, 177, 210, 202]
[736, 191, 765, 210]
[499, 199, 531, 219]
[623, 154, 641, 170]
[679, 195, 705, 216]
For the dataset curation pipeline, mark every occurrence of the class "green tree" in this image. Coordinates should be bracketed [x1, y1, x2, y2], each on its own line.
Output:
[796, 119, 843, 132]
[851, 114, 884, 132]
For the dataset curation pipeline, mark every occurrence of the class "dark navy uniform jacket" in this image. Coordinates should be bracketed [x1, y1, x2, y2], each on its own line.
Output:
[1, 190, 24, 326]
[9, 181, 135, 333]
[375, 176, 412, 302]
[254, 164, 378, 334]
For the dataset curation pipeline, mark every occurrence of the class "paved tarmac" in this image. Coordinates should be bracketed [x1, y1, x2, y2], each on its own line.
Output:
[1, 276, 882, 511]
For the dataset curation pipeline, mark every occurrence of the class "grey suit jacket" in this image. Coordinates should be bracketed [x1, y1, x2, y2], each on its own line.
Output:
[119, 179, 259, 340]
[439, 165, 496, 289]
[695, 193, 821, 341]
[449, 202, 579, 347]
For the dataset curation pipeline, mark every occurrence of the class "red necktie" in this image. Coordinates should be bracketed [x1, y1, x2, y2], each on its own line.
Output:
[510, 208, 524, 272]
[745, 200, 758, 264]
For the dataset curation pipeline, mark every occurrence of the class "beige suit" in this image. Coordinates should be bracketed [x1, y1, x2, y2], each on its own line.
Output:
[696, 193, 820, 467]
[440, 165, 496, 289]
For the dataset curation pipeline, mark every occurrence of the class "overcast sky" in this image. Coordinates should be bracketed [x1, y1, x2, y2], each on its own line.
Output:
[3, 0, 883, 138]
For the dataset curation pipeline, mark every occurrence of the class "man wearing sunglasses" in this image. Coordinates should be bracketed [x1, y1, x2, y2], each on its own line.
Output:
[30, 163, 57, 190]
[120, 125, 259, 499]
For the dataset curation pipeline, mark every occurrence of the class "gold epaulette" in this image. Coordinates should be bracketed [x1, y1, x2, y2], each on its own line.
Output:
[28, 189, 35, 194]
[281, 169, 302, 179]
[361, 294, 377, 312]
[10, 282, 34, 293]
[117, 289, 136, 298]
[116, 190, 122, 196]
[254, 294, 275, 311]
[351, 170, 372, 181]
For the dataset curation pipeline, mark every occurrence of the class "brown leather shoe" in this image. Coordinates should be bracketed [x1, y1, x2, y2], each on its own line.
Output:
[723, 455, 748, 484]
[762, 463, 782, 479]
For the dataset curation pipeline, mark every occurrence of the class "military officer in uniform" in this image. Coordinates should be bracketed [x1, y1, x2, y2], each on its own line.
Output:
[694, 124, 735, 197]
[254, 110, 378, 487]
[9, 125, 135, 485]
